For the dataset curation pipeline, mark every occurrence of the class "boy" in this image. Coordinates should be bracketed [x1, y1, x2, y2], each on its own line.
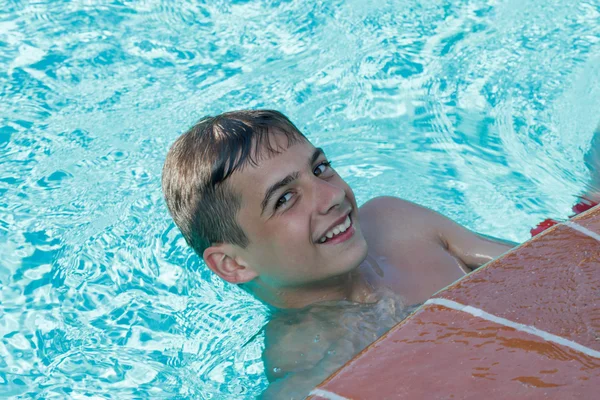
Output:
[162, 110, 597, 398]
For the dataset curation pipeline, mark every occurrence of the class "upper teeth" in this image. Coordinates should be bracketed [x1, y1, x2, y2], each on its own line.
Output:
[319, 216, 351, 243]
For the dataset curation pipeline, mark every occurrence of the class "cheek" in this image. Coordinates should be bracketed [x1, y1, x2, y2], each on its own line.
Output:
[276, 213, 311, 247]
[252, 213, 311, 252]
[270, 215, 315, 263]
[258, 219, 315, 276]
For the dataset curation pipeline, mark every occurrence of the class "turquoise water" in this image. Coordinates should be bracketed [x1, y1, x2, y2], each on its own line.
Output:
[1, 0, 600, 398]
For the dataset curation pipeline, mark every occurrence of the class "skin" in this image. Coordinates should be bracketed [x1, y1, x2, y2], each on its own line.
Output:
[202, 133, 520, 398]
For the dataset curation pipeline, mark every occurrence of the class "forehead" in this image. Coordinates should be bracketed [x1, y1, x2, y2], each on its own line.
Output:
[228, 136, 316, 201]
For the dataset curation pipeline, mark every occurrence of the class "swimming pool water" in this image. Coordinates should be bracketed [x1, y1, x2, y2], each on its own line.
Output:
[1, 0, 599, 398]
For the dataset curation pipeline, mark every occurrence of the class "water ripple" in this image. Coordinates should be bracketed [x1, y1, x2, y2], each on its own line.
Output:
[1, 0, 600, 398]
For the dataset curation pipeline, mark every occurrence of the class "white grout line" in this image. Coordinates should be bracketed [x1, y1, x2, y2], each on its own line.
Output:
[563, 221, 600, 242]
[425, 298, 600, 359]
[308, 388, 351, 400]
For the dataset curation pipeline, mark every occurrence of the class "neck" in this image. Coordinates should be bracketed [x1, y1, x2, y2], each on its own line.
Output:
[247, 268, 376, 309]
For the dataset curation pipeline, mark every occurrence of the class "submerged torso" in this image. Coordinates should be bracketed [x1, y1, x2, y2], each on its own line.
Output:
[261, 287, 418, 399]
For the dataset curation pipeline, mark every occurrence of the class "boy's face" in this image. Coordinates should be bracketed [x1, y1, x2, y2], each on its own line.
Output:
[228, 135, 368, 289]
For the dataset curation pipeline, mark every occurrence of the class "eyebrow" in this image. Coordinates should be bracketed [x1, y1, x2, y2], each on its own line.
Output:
[260, 147, 325, 215]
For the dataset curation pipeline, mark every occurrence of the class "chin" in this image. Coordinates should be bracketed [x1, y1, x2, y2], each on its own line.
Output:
[337, 238, 369, 275]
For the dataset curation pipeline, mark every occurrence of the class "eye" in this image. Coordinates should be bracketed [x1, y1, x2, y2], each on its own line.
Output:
[275, 192, 293, 209]
[313, 161, 332, 176]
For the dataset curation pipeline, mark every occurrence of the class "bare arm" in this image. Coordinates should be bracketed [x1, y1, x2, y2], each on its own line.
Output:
[434, 213, 517, 270]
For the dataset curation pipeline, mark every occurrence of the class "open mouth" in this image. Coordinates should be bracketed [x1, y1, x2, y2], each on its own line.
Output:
[317, 214, 354, 244]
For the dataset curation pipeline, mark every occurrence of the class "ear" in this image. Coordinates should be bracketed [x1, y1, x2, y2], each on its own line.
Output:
[203, 244, 258, 284]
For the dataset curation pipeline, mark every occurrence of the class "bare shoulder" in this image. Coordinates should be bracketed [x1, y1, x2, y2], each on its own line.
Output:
[358, 196, 516, 270]
[358, 196, 441, 241]
[359, 196, 434, 218]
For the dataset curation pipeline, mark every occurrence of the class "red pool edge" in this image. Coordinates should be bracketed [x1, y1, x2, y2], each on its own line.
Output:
[308, 205, 600, 400]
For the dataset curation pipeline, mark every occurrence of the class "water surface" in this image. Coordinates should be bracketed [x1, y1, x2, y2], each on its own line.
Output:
[1, 0, 600, 398]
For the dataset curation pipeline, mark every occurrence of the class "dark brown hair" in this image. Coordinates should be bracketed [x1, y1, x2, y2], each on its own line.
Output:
[162, 109, 306, 256]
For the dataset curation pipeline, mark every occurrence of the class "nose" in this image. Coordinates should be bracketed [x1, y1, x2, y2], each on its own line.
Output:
[313, 177, 346, 215]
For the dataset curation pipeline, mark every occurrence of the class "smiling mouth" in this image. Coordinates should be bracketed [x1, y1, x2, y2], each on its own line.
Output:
[317, 215, 354, 244]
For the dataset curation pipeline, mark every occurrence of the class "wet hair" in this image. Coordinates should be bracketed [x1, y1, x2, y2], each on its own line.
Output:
[162, 109, 307, 256]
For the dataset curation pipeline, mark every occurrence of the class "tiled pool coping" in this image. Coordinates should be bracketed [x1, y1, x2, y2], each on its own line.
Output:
[308, 205, 600, 399]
